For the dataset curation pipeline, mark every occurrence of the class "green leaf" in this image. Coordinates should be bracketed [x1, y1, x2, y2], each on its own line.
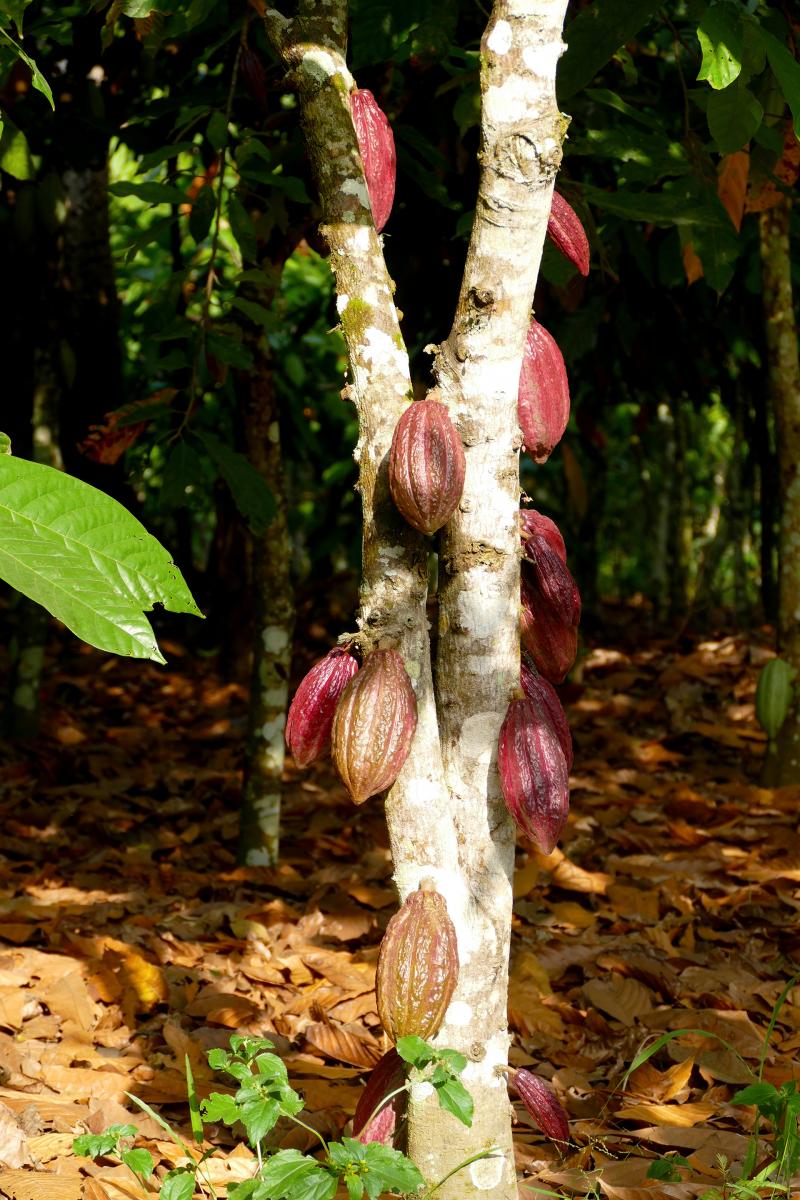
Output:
[0, 28, 53, 108]
[139, 141, 196, 171]
[201, 1092, 240, 1125]
[195, 433, 276, 535]
[732, 1082, 780, 1108]
[231, 298, 277, 329]
[0, 434, 12, 456]
[647, 1157, 690, 1182]
[189, 185, 217, 243]
[558, 0, 664, 101]
[122, 0, 157, 15]
[185, 1056, 204, 1145]
[120, 1148, 154, 1179]
[395, 1036, 435, 1068]
[160, 1170, 197, 1200]
[0, 113, 33, 180]
[73, 1128, 135, 1159]
[697, 3, 743, 90]
[227, 192, 258, 263]
[689, 215, 740, 294]
[761, 30, 800, 137]
[110, 180, 186, 204]
[3, 0, 33, 35]
[435, 1048, 467, 1075]
[353, 1142, 425, 1200]
[258, 1149, 337, 1200]
[0, 457, 201, 662]
[707, 84, 763, 153]
[580, 181, 729, 227]
[237, 1096, 281, 1143]
[207, 110, 229, 152]
[207, 1048, 232, 1071]
[433, 1077, 473, 1127]
[206, 329, 254, 370]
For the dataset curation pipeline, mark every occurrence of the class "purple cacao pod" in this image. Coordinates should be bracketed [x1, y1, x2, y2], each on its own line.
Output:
[517, 320, 570, 464]
[353, 1048, 407, 1145]
[331, 648, 418, 804]
[520, 657, 573, 770]
[523, 536, 581, 627]
[350, 88, 396, 232]
[285, 647, 359, 768]
[520, 575, 578, 685]
[498, 698, 569, 853]
[547, 191, 590, 277]
[520, 509, 567, 565]
[388, 398, 466, 535]
[513, 1070, 570, 1144]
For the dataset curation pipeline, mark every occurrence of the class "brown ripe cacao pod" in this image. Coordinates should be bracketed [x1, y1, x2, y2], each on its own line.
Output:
[523, 536, 581, 627]
[520, 508, 567, 564]
[350, 88, 396, 232]
[239, 46, 268, 111]
[520, 657, 573, 770]
[498, 698, 569, 853]
[512, 1070, 570, 1144]
[547, 191, 590, 277]
[376, 879, 459, 1042]
[517, 320, 570, 464]
[331, 648, 417, 804]
[285, 647, 359, 768]
[352, 1048, 407, 1145]
[520, 574, 578, 684]
[388, 398, 466, 535]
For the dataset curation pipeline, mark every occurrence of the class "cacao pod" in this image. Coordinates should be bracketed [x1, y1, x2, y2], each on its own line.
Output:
[523, 536, 581, 627]
[388, 398, 466, 535]
[352, 1048, 407, 1145]
[498, 698, 569, 853]
[376, 879, 459, 1042]
[547, 191, 590, 277]
[755, 657, 796, 740]
[285, 647, 359, 768]
[520, 656, 573, 770]
[239, 46, 268, 110]
[517, 320, 570, 464]
[512, 1070, 570, 1144]
[350, 88, 396, 232]
[520, 508, 567, 564]
[520, 574, 577, 684]
[331, 648, 418, 803]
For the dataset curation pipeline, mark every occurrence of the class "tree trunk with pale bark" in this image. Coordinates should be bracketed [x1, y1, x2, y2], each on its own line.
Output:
[265, 1, 569, 1193]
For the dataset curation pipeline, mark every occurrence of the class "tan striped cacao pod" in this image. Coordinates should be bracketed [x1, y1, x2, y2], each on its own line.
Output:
[520, 573, 577, 684]
[517, 320, 570, 464]
[376, 879, 459, 1042]
[523, 537, 581, 627]
[520, 508, 567, 564]
[350, 88, 396, 232]
[520, 656, 573, 770]
[512, 1069, 570, 1144]
[498, 698, 569, 853]
[352, 1048, 407, 1145]
[331, 648, 417, 804]
[285, 647, 359, 768]
[547, 191, 590, 277]
[388, 398, 466, 535]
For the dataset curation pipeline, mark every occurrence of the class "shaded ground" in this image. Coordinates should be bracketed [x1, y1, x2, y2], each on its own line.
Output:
[0, 622, 799, 1199]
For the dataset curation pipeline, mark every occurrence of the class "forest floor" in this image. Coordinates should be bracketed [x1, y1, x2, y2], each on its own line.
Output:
[0, 617, 799, 1200]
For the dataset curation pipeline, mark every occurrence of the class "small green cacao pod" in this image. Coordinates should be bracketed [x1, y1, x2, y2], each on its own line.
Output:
[376, 879, 459, 1042]
[755, 657, 796, 740]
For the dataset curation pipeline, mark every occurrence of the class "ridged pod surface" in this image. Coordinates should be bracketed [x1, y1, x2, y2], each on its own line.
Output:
[755, 658, 796, 740]
[376, 879, 459, 1042]
[520, 656, 573, 770]
[350, 88, 396, 232]
[523, 536, 581, 627]
[352, 1048, 407, 1145]
[517, 320, 570, 464]
[388, 398, 466, 535]
[498, 698, 569, 853]
[513, 1070, 570, 1144]
[547, 191, 590, 277]
[285, 648, 359, 767]
[331, 649, 417, 804]
[520, 574, 578, 684]
[520, 508, 567, 564]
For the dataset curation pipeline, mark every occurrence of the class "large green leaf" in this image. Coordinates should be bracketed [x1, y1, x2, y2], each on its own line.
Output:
[557, 0, 664, 101]
[580, 181, 729, 227]
[697, 2, 743, 90]
[0, 456, 201, 662]
[0, 27, 53, 107]
[707, 83, 763, 153]
[762, 30, 800, 136]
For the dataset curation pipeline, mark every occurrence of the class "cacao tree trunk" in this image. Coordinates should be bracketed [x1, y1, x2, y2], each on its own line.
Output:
[266, 1, 569, 1195]
[759, 196, 800, 783]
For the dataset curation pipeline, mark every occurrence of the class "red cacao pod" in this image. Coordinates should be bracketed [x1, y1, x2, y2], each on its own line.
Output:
[498, 698, 569, 853]
[520, 508, 567, 565]
[520, 574, 577, 684]
[376, 879, 459, 1042]
[512, 1070, 570, 1144]
[517, 320, 570, 464]
[331, 648, 417, 804]
[388, 398, 466, 535]
[520, 657, 573, 770]
[239, 46, 268, 111]
[285, 647, 359, 768]
[353, 1048, 407, 1145]
[350, 88, 396, 232]
[547, 191, 590, 277]
[523, 536, 581, 627]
